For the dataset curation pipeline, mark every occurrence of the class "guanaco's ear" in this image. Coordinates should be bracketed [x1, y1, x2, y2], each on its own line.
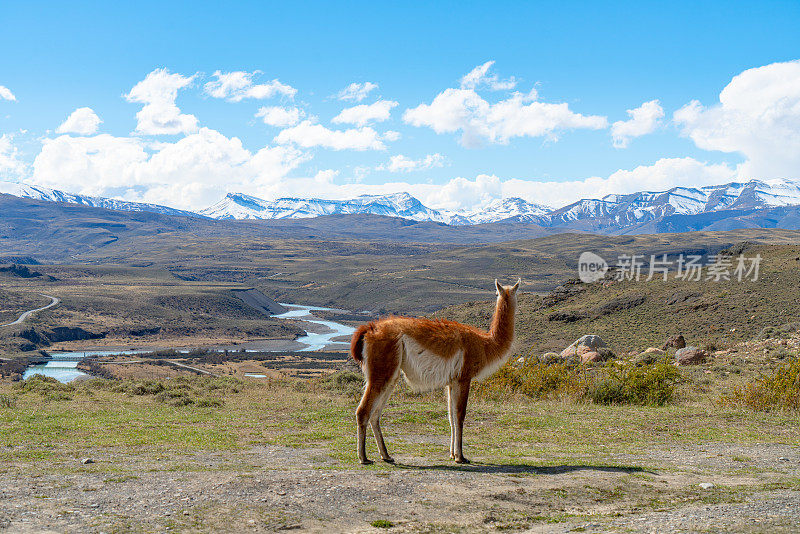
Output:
[495, 279, 502, 294]
[511, 278, 521, 293]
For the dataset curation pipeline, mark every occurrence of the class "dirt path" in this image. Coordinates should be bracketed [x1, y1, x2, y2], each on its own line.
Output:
[2, 442, 798, 533]
[0, 294, 59, 327]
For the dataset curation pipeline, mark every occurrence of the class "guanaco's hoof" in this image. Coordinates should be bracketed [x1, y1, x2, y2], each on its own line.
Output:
[454, 457, 471, 464]
[360, 459, 374, 465]
[382, 457, 395, 464]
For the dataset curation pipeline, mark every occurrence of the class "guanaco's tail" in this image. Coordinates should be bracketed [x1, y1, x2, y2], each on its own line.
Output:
[350, 323, 373, 365]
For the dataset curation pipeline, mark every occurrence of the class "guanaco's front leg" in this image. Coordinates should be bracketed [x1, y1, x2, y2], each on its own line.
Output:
[451, 378, 472, 464]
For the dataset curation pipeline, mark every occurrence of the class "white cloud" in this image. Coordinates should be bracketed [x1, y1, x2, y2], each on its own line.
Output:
[0, 85, 16, 101]
[125, 68, 199, 136]
[32, 134, 148, 194]
[610, 99, 664, 148]
[204, 70, 296, 102]
[332, 100, 398, 127]
[274, 120, 390, 151]
[336, 82, 378, 102]
[674, 60, 800, 180]
[56, 107, 102, 135]
[499, 157, 735, 208]
[379, 153, 445, 173]
[460, 61, 516, 91]
[256, 106, 304, 127]
[314, 169, 339, 184]
[29, 128, 308, 210]
[404, 86, 607, 147]
[426, 174, 503, 211]
[0, 134, 27, 179]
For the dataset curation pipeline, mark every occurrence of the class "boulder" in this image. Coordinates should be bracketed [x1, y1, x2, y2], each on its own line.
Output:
[662, 334, 686, 351]
[643, 347, 665, 354]
[581, 351, 602, 363]
[581, 347, 615, 364]
[675, 346, 708, 365]
[561, 334, 607, 358]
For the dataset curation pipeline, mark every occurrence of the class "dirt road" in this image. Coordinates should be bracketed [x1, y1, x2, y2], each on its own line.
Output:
[2, 441, 798, 533]
[0, 294, 59, 327]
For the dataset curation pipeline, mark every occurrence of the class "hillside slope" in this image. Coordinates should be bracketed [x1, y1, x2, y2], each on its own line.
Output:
[439, 243, 800, 355]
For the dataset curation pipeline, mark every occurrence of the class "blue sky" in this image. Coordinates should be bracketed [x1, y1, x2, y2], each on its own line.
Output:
[1, 1, 800, 212]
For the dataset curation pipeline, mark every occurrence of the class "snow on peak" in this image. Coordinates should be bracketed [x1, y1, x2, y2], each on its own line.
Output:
[0, 181, 200, 217]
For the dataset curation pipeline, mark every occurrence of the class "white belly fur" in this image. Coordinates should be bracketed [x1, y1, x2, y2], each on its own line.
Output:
[399, 335, 464, 392]
[473, 348, 513, 382]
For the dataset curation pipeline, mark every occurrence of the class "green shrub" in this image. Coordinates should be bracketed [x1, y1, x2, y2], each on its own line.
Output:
[768, 348, 795, 360]
[728, 356, 800, 411]
[112, 380, 165, 396]
[475, 361, 590, 400]
[0, 394, 17, 408]
[156, 389, 194, 406]
[476, 360, 679, 406]
[317, 370, 364, 398]
[589, 363, 680, 406]
[587, 378, 626, 405]
[371, 519, 394, 528]
[756, 322, 800, 340]
[102, 376, 240, 407]
[195, 397, 223, 407]
[13, 374, 74, 399]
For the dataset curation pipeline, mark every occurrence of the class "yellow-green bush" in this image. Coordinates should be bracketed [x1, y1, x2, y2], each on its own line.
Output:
[13, 374, 74, 401]
[588, 363, 680, 406]
[475, 360, 680, 406]
[475, 361, 590, 401]
[316, 370, 364, 398]
[729, 356, 800, 411]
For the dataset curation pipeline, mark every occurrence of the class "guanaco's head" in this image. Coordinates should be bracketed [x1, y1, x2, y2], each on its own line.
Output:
[495, 278, 521, 305]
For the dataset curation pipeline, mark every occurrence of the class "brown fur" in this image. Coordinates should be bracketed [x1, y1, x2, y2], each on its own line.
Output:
[349, 323, 372, 364]
[351, 279, 519, 465]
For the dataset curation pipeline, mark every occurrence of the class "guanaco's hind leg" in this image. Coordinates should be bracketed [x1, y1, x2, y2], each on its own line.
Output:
[446, 384, 455, 459]
[355, 338, 400, 465]
[370, 371, 399, 463]
[450, 378, 472, 464]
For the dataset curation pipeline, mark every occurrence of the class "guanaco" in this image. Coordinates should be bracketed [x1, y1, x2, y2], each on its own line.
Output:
[349, 279, 519, 464]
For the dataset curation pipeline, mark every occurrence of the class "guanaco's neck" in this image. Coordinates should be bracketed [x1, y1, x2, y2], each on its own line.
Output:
[488, 294, 515, 351]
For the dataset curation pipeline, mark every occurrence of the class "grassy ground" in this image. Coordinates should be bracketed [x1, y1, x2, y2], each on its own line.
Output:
[1, 358, 799, 532]
[1, 375, 797, 464]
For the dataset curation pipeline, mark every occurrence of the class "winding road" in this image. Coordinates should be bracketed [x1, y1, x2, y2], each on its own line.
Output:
[0, 294, 60, 327]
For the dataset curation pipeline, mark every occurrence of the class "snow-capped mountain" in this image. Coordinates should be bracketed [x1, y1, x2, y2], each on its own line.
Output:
[445, 197, 553, 225]
[199, 192, 450, 223]
[0, 182, 201, 218]
[538, 179, 800, 230]
[4, 178, 800, 233]
[200, 192, 553, 226]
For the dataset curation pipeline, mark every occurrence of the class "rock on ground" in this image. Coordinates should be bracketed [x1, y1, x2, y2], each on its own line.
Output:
[662, 334, 687, 350]
[561, 334, 607, 358]
[675, 346, 708, 365]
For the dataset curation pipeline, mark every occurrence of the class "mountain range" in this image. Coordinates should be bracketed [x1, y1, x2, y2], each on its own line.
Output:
[0, 182, 200, 218]
[3, 178, 800, 235]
